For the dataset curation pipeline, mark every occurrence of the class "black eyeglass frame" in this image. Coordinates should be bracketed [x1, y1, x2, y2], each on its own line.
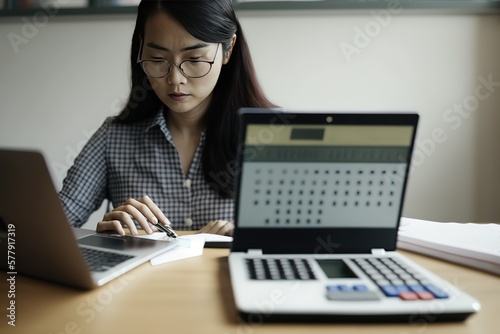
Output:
[136, 40, 220, 79]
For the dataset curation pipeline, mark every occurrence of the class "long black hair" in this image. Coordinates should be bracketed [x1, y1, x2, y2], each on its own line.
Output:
[116, 0, 275, 199]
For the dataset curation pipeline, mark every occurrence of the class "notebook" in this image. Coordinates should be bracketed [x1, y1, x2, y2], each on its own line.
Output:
[0, 149, 176, 289]
[228, 109, 481, 322]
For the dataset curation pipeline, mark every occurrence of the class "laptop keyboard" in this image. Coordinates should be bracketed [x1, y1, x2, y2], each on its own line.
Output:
[246, 258, 317, 280]
[80, 247, 134, 273]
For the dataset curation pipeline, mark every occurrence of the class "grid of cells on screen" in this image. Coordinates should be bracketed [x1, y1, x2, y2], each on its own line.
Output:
[238, 162, 406, 228]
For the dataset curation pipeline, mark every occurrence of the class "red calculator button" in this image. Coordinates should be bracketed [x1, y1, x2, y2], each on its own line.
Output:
[399, 291, 419, 300]
[416, 291, 435, 300]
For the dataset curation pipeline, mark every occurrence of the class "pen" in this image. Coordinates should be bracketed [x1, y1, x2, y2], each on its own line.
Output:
[155, 222, 178, 239]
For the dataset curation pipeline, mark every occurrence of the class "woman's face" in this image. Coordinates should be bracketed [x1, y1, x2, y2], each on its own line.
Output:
[141, 12, 229, 118]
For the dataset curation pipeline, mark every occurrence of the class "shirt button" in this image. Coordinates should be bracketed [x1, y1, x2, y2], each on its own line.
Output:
[184, 218, 193, 227]
[183, 179, 192, 189]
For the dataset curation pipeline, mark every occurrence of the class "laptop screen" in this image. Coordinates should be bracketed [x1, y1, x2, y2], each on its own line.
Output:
[237, 123, 414, 229]
[232, 109, 419, 254]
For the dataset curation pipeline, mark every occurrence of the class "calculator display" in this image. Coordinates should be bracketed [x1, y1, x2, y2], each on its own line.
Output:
[317, 260, 358, 279]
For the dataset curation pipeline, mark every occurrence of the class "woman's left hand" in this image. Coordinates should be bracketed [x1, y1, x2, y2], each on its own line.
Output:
[197, 220, 234, 236]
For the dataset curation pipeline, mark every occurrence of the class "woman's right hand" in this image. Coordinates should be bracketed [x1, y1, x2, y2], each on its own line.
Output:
[96, 195, 172, 236]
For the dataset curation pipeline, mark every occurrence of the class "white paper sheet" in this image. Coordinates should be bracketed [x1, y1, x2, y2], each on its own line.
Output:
[138, 233, 232, 265]
[196, 233, 233, 243]
[397, 217, 500, 275]
[138, 233, 205, 265]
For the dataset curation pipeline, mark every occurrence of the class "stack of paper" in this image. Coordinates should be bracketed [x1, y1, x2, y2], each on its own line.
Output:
[397, 217, 500, 276]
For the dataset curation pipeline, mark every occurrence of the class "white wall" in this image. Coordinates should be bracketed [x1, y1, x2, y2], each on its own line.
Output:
[1, 10, 499, 229]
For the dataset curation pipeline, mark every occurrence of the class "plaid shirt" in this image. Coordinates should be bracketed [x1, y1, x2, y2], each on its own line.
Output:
[59, 111, 234, 230]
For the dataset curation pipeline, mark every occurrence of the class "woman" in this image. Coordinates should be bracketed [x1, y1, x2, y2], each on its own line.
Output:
[59, 0, 275, 236]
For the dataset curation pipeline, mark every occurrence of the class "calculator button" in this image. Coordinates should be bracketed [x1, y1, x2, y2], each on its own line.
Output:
[375, 279, 390, 286]
[412, 274, 426, 281]
[404, 279, 419, 286]
[380, 286, 400, 297]
[353, 284, 368, 291]
[370, 273, 384, 281]
[399, 291, 419, 300]
[327, 291, 381, 301]
[337, 285, 352, 291]
[399, 274, 413, 280]
[385, 274, 398, 280]
[408, 285, 426, 293]
[326, 285, 381, 301]
[416, 291, 435, 300]
[394, 285, 410, 293]
[424, 284, 449, 299]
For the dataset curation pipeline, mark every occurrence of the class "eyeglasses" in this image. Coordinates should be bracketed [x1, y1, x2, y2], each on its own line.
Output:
[137, 42, 220, 79]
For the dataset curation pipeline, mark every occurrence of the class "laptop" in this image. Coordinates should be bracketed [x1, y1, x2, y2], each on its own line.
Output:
[0, 149, 176, 289]
[228, 109, 481, 322]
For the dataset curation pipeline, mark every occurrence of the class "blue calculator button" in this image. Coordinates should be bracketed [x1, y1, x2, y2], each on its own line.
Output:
[394, 285, 410, 293]
[326, 285, 352, 292]
[408, 285, 426, 293]
[424, 284, 449, 299]
[381, 285, 410, 297]
[381, 286, 399, 297]
[353, 284, 368, 291]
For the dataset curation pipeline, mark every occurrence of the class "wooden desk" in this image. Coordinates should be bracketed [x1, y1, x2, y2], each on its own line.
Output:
[1, 241, 498, 334]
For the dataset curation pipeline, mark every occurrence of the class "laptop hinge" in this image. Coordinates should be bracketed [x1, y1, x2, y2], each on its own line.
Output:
[246, 249, 263, 255]
[371, 248, 386, 256]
